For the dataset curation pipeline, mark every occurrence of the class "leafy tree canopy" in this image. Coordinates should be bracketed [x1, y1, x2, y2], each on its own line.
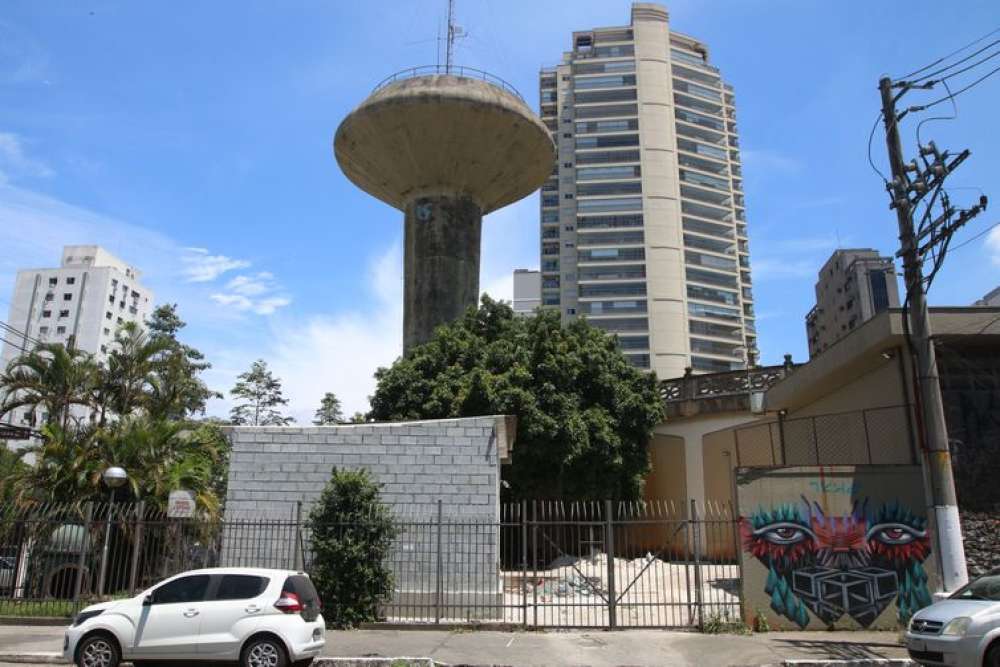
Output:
[230, 359, 293, 426]
[313, 392, 344, 425]
[368, 296, 664, 500]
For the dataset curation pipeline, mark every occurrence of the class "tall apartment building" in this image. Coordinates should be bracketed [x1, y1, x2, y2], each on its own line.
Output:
[538, 2, 755, 379]
[805, 248, 900, 357]
[512, 269, 541, 315]
[1, 245, 154, 426]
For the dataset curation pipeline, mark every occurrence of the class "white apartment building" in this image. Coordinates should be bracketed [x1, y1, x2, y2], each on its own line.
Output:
[1, 245, 154, 427]
[539, 3, 756, 378]
[512, 269, 542, 315]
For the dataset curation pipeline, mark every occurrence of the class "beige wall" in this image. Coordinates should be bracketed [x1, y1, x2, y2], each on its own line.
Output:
[786, 353, 907, 419]
[644, 433, 687, 505]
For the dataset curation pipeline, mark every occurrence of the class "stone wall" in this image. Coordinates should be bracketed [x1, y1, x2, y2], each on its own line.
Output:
[220, 416, 512, 620]
[962, 510, 1000, 577]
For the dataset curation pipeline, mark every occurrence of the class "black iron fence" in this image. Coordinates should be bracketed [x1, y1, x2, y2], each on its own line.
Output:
[0, 500, 741, 629]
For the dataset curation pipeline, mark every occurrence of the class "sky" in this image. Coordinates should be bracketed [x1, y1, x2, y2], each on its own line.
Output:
[1, 1, 999, 422]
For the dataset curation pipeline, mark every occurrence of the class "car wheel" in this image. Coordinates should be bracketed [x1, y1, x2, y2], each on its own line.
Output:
[75, 633, 120, 667]
[985, 642, 1000, 667]
[241, 636, 289, 667]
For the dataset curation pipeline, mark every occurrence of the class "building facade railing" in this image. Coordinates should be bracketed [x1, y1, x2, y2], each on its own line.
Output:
[660, 356, 797, 404]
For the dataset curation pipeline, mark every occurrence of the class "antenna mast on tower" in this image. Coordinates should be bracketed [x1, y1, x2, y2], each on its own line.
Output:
[445, 0, 465, 73]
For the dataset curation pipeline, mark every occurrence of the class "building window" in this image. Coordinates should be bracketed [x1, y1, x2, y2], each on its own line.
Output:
[59, 309, 70, 318]
[117, 317, 123, 324]
[56, 326, 66, 334]
[42, 310, 51, 318]
[48, 277, 57, 287]
[66, 277, 76, 285]
[567, 308, 576, 315]
[39, 326, 49, 334]
[563, 162, 573, 168]
[564, 194, 574, 199]
[100, 345, 107, 353]
[109, 295, 115, 304]
[44, 293, 54, 302]
[111, 279, 118, 288]
[106, 311, 112, 320]
[103, 327, 110, 336]
[63, 293, 72, 301]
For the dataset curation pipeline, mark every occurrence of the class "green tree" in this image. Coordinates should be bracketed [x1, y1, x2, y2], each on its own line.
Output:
[369, 296, 664, 500]
[145, 304, 221, 420]
[308, 467, 397, 627]
[0, 343, 98, 430]
[348, 412, 367, 424]
[229, 360, 293, 426]
[0, 447, 28, 506]
[313, 392, 344, 425]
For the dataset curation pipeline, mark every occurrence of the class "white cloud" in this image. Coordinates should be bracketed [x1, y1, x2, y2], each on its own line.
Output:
[0, 131, 54, 182]
[210, 271, 291, 315]
[206, 243, 404, 422]
[180, 248, 251, 283]
[226, 272, 275, 296]
[986, 225, 1000, 267]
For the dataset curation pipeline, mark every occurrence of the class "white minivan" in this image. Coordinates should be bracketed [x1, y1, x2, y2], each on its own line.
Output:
[64, 567, 325, 667]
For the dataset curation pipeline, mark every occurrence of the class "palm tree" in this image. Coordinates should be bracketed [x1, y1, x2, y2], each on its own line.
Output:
[103, 322, 173, 419]
[0, 343, 98, 431]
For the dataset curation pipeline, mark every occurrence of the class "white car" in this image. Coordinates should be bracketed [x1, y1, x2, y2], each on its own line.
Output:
[904, 567, 1000, 667]
[63, 567, 325, 667]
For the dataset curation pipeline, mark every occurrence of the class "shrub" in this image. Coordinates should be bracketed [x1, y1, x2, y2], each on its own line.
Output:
[308, 467, 398, 627]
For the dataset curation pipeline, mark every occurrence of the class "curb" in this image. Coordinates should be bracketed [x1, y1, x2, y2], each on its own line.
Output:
[772, 661, 914, 666]
[0, 618, 69, 627]
[0, 655, 449, 666]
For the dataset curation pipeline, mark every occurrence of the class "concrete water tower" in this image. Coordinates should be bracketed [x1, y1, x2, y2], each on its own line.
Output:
[334, 54, 554, 353]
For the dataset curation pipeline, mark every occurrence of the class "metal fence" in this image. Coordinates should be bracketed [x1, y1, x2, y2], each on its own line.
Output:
[730, 405, 917, 467]
[0, 499, 742, 629]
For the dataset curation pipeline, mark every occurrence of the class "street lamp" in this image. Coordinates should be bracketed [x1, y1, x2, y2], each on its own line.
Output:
[96, 466, 127, 596]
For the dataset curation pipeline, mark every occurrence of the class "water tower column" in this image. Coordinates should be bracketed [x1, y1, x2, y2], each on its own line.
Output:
[403, 194, 482, 352]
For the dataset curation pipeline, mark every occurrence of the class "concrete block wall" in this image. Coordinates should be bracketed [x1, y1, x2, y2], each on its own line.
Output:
[220, 416, 508, 618]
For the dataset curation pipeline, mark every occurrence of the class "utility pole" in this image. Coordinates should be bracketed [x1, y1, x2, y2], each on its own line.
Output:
[877, 76, 985, 592]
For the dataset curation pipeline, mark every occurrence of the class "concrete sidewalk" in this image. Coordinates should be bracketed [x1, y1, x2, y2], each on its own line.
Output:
[0, 625, 912, 666]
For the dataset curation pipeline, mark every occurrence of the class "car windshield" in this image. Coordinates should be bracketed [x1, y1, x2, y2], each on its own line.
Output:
[950, 572, 1000, 602]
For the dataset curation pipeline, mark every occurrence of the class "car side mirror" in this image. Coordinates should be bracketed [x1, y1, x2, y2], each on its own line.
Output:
[142, 595, 152, 607]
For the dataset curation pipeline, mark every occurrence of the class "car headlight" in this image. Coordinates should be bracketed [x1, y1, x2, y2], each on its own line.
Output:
[941, 617, 972, 636]
[72, 610, 103, 627]
[907, 615, 917, 631]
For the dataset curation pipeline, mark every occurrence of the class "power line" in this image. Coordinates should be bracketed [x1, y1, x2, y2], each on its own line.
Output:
[906, 39, 1000, 83]
[867, 112, 888, 182]
[949, 220, 1000, 252]
[908, 63, 1000, 112]
[938, 47, 1000, 83]
[894, 26, 1000, 81]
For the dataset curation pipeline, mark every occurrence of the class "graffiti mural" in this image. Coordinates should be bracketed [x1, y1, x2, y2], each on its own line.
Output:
[740, 497, 933, 628]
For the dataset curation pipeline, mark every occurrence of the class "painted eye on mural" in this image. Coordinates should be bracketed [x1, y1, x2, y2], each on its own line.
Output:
[867, 522, 924, 545]
[754, 522, 814, 545]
